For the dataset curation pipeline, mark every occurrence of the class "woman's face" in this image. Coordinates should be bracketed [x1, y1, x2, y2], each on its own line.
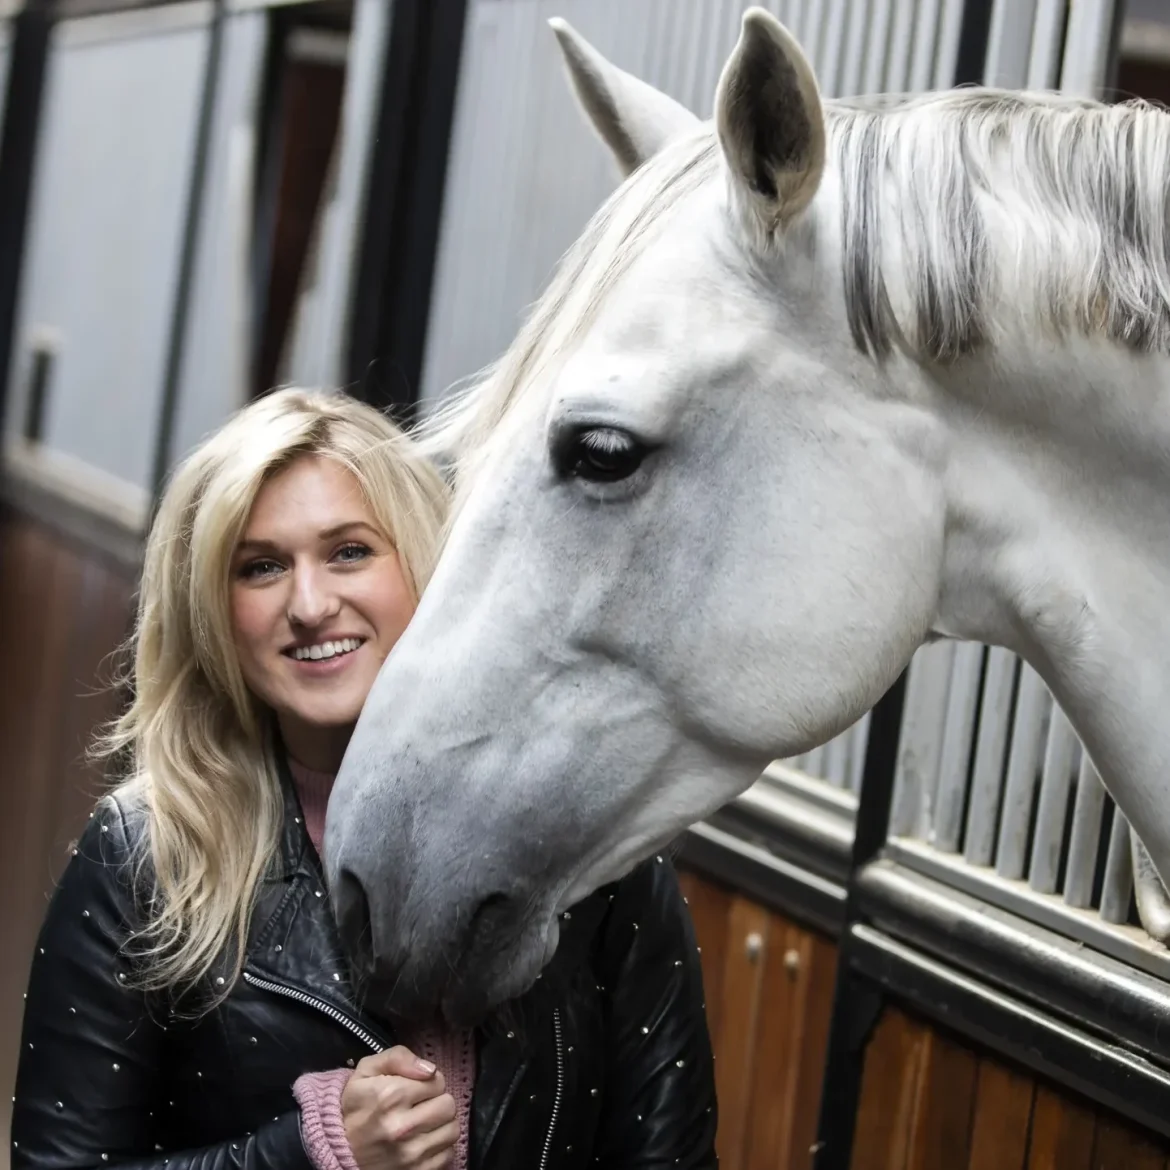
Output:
[230, 453, 416, 771]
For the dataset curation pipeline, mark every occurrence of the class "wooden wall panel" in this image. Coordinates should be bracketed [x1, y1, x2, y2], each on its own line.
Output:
[853, 1003, 1170, 1170]
[0, 508, 136, 1160]
[678, 867, 837, 1170]
[967, 1060, 1035, 1170]
[1027, 1085, 1096, 1170]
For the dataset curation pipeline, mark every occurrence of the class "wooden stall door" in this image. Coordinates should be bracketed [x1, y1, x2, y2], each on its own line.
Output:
[851, 1005, 1170, 1170]
[679, 868, 838, 1170]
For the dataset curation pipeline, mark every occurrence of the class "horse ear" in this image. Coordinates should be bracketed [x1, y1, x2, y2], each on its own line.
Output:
[715, 8, 826, 232]
[549, 18, 701, 177]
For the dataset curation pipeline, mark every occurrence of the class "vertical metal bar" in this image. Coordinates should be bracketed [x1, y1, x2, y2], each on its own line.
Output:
[931, 643, 984, 853]
[818, 0, 851, 96]
[861, 0, 893, 95]
[849, 711, 872, 793]
[951, 0, 995, 85]
[0, 0, 51, 451]
[984, 0, 1039, 87]
[825, 730, 851, 789]
[345, 0, 471, 422]
[963, 647, 1017, 867]
[812, 671, 909, 1170]
[150, 0, 226, 509]
[804, 744, 827, 779]
[1064, 754, 1107, 909]
[836, 0, 872, 97]
[995, 665, 1050, 879]
[889, 641, 954, 838]
[932, 0, 970, 88]
[1100, 810, 1133, 924]
[1027, 0, 1068, 88]
[802, 0, 829, 80]
[1028, 705, 1079, 894]
[907, 0, 942, 92]
[883, 0, 918, 92]
[1059, 0, 1115, 97]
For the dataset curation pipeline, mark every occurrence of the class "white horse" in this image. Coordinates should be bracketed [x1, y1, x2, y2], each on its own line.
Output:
[323, 7, 1170, 1025]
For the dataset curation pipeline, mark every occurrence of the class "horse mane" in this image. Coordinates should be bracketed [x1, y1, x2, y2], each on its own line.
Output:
[416, 85, 1170, 499]
[835, 87, 1170, 362]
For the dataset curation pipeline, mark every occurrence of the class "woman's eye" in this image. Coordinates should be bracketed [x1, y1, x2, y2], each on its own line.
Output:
[238, 558, 282, 580]
[334, 543, 372, 564]
[554, 427, 649, 484]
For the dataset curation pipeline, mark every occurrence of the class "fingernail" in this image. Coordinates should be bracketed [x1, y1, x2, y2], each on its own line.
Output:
[417, 1059, 436, 1074]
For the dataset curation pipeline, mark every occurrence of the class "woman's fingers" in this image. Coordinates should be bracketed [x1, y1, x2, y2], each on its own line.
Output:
[353, 1045, 437, 1081]
[394, 1117, 460, 1168]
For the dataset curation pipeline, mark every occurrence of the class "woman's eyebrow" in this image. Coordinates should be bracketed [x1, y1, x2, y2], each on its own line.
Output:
[234, 521, 381, 554]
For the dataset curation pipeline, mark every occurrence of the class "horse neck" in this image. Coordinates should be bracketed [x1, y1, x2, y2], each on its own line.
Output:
[928, 334, 1170, 878]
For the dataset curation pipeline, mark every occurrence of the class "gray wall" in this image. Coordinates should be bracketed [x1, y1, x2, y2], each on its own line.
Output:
[4, 4, 212, 498]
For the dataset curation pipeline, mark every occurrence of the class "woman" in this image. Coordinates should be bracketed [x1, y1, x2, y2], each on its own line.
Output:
[10, 387, 718, 1170]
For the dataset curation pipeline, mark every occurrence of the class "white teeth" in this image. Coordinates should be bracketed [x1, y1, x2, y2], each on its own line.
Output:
[292, 638, 362, 661]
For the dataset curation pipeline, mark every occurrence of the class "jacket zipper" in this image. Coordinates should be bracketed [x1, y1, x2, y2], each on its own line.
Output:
[538, 1009, 565, 1170]
[242, 970, 383, 1053]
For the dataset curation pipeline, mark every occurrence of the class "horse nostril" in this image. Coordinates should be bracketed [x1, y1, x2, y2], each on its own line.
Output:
[335, 869, 374, 972]
[464, 891, 514, 956]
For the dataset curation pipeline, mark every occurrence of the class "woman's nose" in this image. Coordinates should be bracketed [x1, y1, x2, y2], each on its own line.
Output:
[287, 566, 341, 627]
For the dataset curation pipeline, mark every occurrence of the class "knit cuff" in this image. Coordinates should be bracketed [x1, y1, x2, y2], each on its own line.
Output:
[293, 1068, 359, 1170]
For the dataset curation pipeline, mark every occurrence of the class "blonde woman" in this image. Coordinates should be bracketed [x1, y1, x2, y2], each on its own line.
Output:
[11, 388, 718, 1170]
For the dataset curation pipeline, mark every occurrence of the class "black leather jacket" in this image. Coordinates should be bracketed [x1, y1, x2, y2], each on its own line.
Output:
[10, 770, 717, 1169]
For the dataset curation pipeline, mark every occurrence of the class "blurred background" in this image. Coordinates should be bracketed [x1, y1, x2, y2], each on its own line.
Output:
[2, 1, 1170, 1165]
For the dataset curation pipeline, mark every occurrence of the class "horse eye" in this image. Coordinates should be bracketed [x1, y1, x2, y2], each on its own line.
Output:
[556, 427, 648, 484]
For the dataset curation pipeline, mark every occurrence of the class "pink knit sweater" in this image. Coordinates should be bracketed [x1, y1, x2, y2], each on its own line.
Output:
[288, 759, 474, 1170]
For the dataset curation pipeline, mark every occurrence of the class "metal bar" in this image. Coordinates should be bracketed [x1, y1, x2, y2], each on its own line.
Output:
[680, 819, 847, 938]
[817, 0, 849, 95]
[890, 641, 955, 838]
[802, 0, 828, 81]
[886, 836, 1170, 986]
[984, 0, 1039, 87]
[835, 0, 871, 96]
[1059, 0, 1115, 97]
[995, 665, 1050, 879]
[931, 642, 984, 853]
[907, 0, 942, 92]
[848, 712, 871, 794]
[1027, 0, 1068, 88]
[848, 922, 1170, 1142]
[932, 0, 968, 87]
[1063, 754, 1106, 909]
[1028, 704, 1079, 894]
[811, 669, 909, 1170]
[857, 861, 1170, 1077]
[1100, 807, 1134, 924]
[861, 0, 893, 96]
[951, 0, 995, 85]
[345, 0, 471, 421]
[0, 0, 51, 455]
[963, 647, 1016, 867]
[825, 730, 851, 789]
[149, 0, 225, 509]
[883, 0, 917, 91]
[803, 744, 827, 779]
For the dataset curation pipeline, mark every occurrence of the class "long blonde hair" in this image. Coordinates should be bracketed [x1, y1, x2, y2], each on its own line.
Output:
[96, 387, 450, 1006]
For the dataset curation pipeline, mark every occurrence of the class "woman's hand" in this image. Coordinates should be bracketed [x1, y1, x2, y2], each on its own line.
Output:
[341, 1046, 459, 1170]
